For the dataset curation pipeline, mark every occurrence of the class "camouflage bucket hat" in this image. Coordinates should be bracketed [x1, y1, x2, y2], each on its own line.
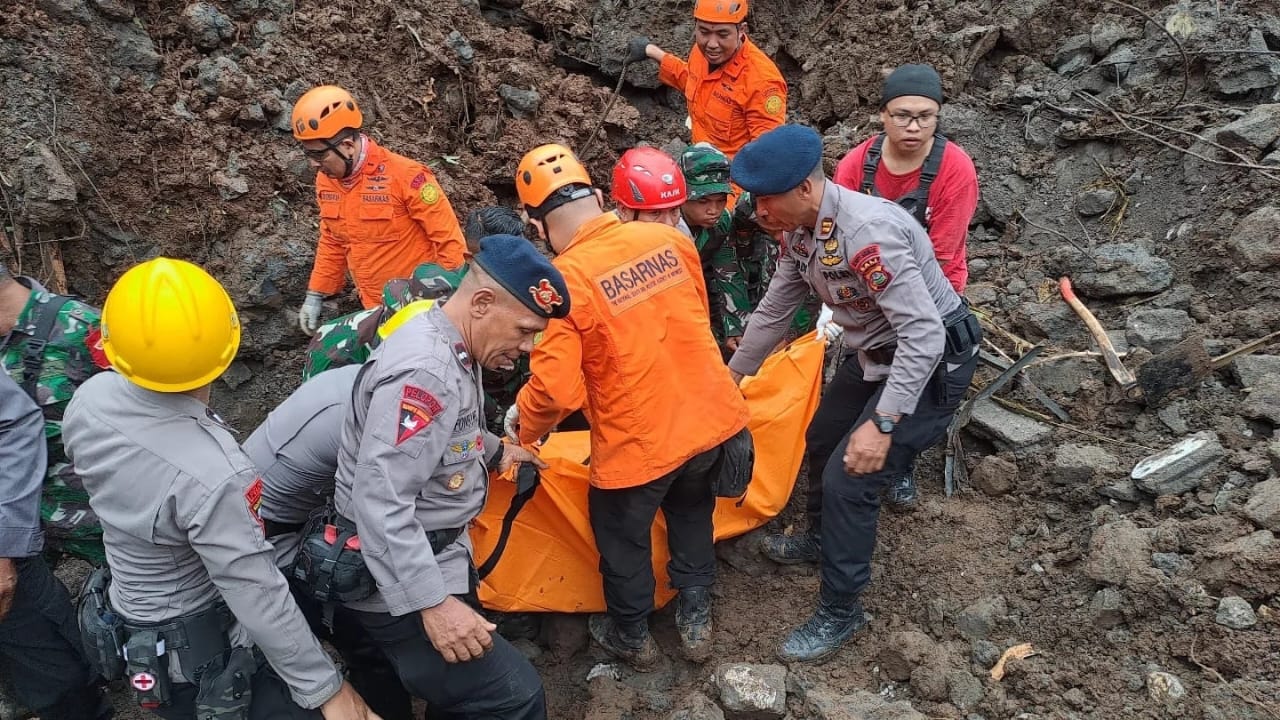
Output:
[679, 143, 732, 200]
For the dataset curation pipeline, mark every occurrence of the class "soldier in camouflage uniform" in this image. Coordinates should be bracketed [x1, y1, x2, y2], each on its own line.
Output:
[303, 207, 533, 434]
[731, 191, 821, 342]
[0, 263, 110, 566]
[677, 144, 750, 355]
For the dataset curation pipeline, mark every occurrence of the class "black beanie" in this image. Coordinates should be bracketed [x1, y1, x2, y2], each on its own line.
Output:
[880, 64, 944, 107]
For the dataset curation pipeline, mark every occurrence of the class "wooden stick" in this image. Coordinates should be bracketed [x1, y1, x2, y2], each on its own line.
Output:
[1210, 329, 1280, 370]
[1059, 277, 1138, 393]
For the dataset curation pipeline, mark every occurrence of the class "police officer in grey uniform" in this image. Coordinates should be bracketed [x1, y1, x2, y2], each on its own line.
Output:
[62, 257, 381, 720]
[727, 125, 981, 663]
[0, 371, 108, 720]
[243, 362, 411, 720]
[334, 234, 566, 719]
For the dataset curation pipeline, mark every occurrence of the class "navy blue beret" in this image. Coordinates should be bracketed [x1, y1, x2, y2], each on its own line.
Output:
[730, 124, 824, 196]
[472, 234, 571, 319]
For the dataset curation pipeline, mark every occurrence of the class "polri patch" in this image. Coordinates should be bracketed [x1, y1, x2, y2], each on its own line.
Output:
[850, 245, 893, 292]
[244, 477, 264, 529]
[396, 384, 443, 445]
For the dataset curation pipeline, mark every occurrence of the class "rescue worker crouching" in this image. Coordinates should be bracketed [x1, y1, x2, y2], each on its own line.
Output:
[509, 143, 752, 669]
[293, 84, 467, 331]
[727, 126, 980, 663]
[63, 258, 381, 720]
[628, 0, 787, 159]
[331, 235, 560, 719]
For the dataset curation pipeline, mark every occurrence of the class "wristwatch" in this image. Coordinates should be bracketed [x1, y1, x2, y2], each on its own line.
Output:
[871, 413, 897, 434]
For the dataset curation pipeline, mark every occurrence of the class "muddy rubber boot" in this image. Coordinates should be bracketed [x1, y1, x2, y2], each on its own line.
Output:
[760, 529, 820, 564]
[674, 586, 713, 663]
[884, 472, 919, 512]
[588, 614, 661, 671]
[777, 595, 869, 664]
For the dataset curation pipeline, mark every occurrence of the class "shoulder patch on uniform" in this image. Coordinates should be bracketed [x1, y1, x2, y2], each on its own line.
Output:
[244, 477, 264, 529]
[85, 327, 111, 369]
[851, 244, 893, 292]
[764, 94, 784, 116]
[410, 171, 427, 190]
[419, 183, 441, 205]
[396, 384, 443, 445]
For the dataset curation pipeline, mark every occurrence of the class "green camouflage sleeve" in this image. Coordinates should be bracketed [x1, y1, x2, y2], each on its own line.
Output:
[711, 212, 748, 338]
[302, 308, 384, 380]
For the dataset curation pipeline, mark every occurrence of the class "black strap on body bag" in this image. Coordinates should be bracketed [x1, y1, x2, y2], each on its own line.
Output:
[475, 462, 541, 581]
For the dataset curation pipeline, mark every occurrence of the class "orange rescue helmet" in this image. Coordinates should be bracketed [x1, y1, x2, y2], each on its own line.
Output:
[516, 144, 595, 217]
[693, 0, 748, 24]
[610, 147, 687, 210]
[292, 85, 364, 141]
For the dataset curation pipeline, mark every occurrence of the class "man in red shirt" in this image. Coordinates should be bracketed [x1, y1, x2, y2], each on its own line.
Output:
[833, 64, 977, 295]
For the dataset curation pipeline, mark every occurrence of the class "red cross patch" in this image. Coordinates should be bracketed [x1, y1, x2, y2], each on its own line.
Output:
[529, 279, 564, 314]
[131, 672, 157, 692]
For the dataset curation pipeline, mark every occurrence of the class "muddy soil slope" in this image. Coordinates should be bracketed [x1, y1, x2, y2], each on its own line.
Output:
[3, 0, 1279, 718]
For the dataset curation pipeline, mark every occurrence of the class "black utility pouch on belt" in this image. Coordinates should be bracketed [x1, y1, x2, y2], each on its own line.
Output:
[942, 306, 982, 363]
[78, 566, 126, 681]
[711, 426, 756, 504]
[293, 507, 377, 604]
[194, 646, 257, 720]
[124, 629, 173, 709]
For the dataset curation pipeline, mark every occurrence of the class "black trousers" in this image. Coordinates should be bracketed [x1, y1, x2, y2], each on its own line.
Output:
[145, 662, 321, 720]
[0, 555, 100, 719]
[291, 581, 413, 720]
[349, 605, 546, 720]
[812, 350, 978, 598]
[588, 444, 721, 626]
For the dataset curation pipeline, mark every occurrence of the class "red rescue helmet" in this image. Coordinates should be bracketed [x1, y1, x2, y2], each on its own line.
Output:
[610, 147, 687, 211]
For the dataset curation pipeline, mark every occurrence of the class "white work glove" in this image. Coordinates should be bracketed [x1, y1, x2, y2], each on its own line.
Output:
[503, 405, 520, 442]
[815, 304, 842, 343]
[299, 291, 325, 336]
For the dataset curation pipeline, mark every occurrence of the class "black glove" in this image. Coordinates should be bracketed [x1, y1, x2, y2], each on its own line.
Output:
[626, 36, 651, 64]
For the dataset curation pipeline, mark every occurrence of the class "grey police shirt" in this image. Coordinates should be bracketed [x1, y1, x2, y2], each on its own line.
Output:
[333, 304, 501, 616]
[63, 372, 342, 709]
[730, 181, 962, 416]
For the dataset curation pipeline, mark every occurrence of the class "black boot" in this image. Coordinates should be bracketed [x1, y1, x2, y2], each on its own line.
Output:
[884, 472, 919, 512]
[674, 586, 713, 662]
[760, 529, 820, 564]
[777, 594, 869, 663]
[589, 614, 660, 671]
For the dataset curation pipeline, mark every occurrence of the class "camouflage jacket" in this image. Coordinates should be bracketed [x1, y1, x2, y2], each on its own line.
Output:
[731, 195, 820, 340]
[302, 280, 529, 435]
[0, 278, 109, 564]
[691, 210, 751, 339]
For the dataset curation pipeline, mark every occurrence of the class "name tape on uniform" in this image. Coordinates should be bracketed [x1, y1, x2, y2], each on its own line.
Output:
[594, 244, 689, 316]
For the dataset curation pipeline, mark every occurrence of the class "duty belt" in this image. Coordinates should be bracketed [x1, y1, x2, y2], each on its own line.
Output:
[860, 303, 980, 366]
[333, 514, 464, 555]
[124, 602, 235, 682]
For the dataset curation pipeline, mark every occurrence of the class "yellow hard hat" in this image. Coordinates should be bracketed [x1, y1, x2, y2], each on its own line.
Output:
[377, 299, 436, 340]
[101, 257, 241, 393]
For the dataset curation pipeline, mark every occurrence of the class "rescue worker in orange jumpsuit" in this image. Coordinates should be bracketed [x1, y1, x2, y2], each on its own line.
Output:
[292, 85, 467, 333]
[507, 144, 750, 669]
[627, 0, 787, 159]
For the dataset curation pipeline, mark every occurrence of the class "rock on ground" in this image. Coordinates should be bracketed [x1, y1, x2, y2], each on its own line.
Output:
[1091, 587, 1125, 628]
[957, 596, 1007, 640]
[667, 692, 726, 720]
[879, 631, 939, 682]
[1216, 104, 1280, 151]
[802, 687, 925, 720]
[713, 664, 787, 719]
[1146, 671, 1187, 705]
[1125, 308, 1194, 353]
[1195, 530, 1280, 602]
[1067, 243, 1173, 297]
[1051, 444, 1119, 484]
[1084, 520, 1154, 586]
[1244, 478, 1280, 532]
[968, 400, 1053, 453]
[1229, 207, 1280, 269]
[971, 455, 1019, 497]
[1215, 596, 1258, 629]
[1130, 432, 1225, 496]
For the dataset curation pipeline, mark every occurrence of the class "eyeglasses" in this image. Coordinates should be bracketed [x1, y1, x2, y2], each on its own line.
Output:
[887, 112, 938, 128]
